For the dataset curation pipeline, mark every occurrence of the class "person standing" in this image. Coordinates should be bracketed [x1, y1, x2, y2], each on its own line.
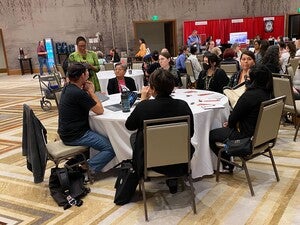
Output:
[37, 40, 51, 75]
[187, 30, 201, 53]
[69, 36, 101, 92]
[58, 63, 115, 174]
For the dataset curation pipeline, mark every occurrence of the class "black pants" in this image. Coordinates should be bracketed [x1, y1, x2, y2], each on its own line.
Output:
[209, 127, 246, 169]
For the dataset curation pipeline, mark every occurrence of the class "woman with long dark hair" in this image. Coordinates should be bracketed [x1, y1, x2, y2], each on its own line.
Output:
[209, 64, 273, 172]
[196, 52, 228, 93]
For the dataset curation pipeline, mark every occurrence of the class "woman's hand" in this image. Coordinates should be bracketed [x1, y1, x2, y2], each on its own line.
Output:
[140, 86, 151, 101]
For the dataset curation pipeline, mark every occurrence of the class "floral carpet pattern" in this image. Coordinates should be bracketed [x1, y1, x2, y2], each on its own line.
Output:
[0, 74, 299, 225]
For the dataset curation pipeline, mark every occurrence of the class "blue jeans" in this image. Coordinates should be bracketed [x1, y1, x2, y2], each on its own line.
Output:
[38, 56, 51, 75]
[64, 130, 115, 173]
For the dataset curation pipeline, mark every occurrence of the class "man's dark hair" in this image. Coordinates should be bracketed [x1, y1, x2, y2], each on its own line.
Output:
[151, 50, 159, 61]
[190, 45, 197, 55]
[149, 68, 175, 97]
[67, 63, 87, 81]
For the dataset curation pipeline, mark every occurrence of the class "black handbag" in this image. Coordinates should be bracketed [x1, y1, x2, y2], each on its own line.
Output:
[113, 159, 139, 205]
[224, 137, 252, 156]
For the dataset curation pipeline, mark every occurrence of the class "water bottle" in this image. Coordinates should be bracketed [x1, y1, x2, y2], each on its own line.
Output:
[121, 91, 130, 112]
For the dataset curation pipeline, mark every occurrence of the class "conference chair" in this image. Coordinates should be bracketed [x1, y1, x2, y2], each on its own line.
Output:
[23, 104, 93, 184]
[132, 62, 143, 69]
[215, 96, 286, 196]
[285, 63, 295, 78]
[288, 58, 300, 74]
[220, 63, 238, 78]
[185, 59, 196, 88]
[140, 116, 196, 221]
[273, 74, 300, 141]
[104, 63, 114, 70]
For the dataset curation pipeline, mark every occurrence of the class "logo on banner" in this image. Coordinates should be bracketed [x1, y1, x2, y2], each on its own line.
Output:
[264, 20, 274, 32]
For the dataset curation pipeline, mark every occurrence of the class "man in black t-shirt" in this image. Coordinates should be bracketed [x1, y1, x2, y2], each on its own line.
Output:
[58, 63, 115, 174]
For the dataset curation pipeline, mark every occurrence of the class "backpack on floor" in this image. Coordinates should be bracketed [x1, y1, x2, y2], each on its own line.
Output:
[49, 167, 90, 210]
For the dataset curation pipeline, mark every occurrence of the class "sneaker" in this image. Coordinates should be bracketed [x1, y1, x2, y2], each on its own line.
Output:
[221, 164, 234, 174]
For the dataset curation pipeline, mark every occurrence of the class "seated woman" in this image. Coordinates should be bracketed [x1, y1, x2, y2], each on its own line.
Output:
[196, 52, 229, 93]
[260, 45, 281, 74]
[109, 48, 120, 63]
[209, 64, 274, 172]
[227, 50, 256, 88]
[220, 48, 240, 72]
[135, 38, 147, 60]
[224, 51, 256, 108]
[125, 68, 194, 193]
[159, 51, 182, 87]
[107, 63, 136, 95]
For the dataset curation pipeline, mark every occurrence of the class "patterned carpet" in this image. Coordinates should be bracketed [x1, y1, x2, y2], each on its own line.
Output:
[0, 74, 299, 225]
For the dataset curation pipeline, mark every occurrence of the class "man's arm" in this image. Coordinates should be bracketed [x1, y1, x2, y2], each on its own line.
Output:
[83, 80, 104, 114]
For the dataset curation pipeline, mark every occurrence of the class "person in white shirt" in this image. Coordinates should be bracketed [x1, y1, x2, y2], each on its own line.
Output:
[279, 41, 290, 74]
[187, 45, 202, 80]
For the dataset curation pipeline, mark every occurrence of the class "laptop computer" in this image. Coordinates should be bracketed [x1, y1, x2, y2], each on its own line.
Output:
[105, 91, 138, 112]
[95, 92, 110, 102]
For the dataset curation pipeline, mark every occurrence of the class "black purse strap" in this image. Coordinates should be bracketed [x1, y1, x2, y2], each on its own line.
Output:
[56, 168, 71, 195]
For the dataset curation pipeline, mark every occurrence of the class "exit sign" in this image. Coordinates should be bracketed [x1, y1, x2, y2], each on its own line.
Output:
[151, 15, 159, 21]
[298, 8, 300, 13]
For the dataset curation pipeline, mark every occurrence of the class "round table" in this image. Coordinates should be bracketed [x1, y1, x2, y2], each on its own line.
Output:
[89, 89, 230, 178]
[96, 69, 144, 94]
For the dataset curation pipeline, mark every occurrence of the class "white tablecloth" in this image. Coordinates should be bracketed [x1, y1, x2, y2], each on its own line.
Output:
[89, 89, 230, 178]
[96, 69, 144, 94]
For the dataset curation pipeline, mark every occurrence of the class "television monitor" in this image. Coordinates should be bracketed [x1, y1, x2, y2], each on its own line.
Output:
[229, 32, 247, 44]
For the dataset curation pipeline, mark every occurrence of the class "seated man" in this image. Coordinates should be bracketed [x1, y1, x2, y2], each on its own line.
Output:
[58, 63, 115, 174]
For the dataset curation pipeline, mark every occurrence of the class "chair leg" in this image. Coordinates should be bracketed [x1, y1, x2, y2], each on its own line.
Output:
[216, 148, 223, 182]
[188, 175, 197, 214]
[241, 158, 255, 196]
[141, 178, 148, 221]
[293, 119, 299, 141]
[268, 150, 280, 182]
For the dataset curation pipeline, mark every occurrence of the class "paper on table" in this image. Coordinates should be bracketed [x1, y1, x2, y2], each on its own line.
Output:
[199, 98, 220, 102]
[200, 104, 225, 109]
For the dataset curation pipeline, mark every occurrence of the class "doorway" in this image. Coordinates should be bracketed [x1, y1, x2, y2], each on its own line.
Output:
[288, 14, 300, 39]
[0, 29, 8, 74]
[133, 20, 177, 56]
